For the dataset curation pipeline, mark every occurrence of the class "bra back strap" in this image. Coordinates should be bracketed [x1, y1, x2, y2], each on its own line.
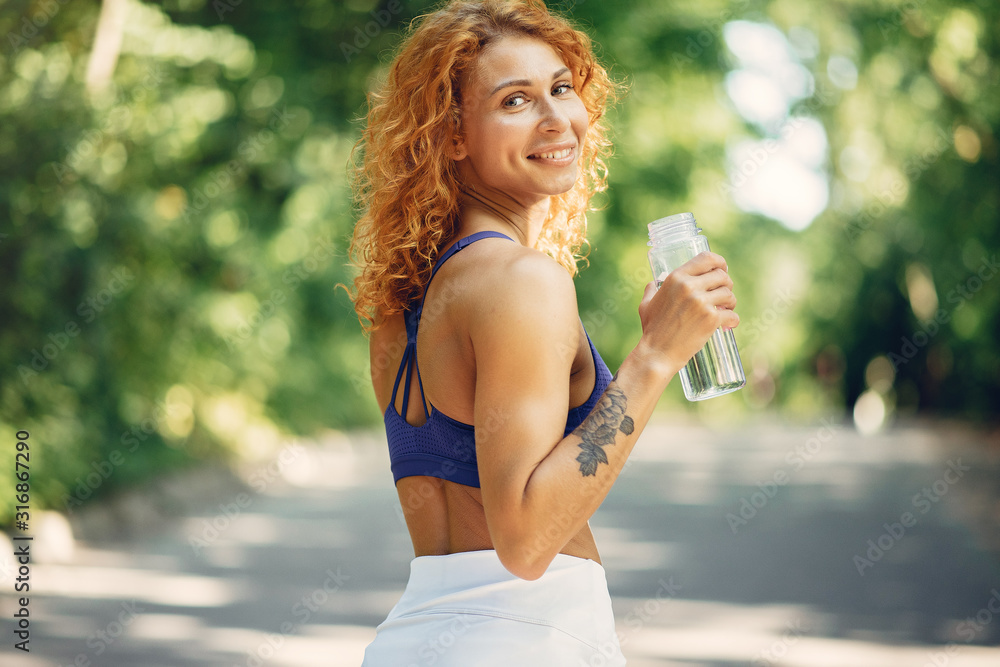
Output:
[415, 231, 516, 320]
[394, 230, 516, 419]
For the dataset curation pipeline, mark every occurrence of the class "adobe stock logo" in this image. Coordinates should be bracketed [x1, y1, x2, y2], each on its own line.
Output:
[340, 1, 404, 63]
[18, 267, 135, 385]
[888, 255, 999, 371]
[853, 459, 970, 576]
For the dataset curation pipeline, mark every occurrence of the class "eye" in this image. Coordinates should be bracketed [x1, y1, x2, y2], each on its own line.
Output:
[503, 94, 527, 108]
[553, 82, 574, 95]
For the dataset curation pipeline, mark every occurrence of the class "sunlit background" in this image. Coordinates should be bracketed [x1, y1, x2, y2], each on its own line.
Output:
[0, 0, 998, 665]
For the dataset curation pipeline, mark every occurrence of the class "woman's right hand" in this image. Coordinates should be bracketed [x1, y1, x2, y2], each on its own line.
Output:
[635, 251, 739, 376]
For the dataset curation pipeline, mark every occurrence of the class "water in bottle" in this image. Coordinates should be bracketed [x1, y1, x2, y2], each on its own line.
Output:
[648, 212, 746, 401]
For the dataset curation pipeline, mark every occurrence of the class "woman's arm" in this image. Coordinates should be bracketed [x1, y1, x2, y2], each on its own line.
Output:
[472, 250, 738, 580]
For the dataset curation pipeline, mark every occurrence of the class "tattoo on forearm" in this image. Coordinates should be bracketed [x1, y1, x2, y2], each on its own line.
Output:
[574, 381, 634, 476]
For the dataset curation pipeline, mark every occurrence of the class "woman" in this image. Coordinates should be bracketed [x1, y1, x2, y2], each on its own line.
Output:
[346, 1, 738, 664]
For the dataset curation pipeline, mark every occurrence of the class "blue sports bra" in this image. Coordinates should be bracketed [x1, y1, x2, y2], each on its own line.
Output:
[383, 230, 613, 488]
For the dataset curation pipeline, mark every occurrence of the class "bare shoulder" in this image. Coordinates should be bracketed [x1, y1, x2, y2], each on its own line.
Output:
[439, 243, 579, 364]
[451, 241, 578, 330]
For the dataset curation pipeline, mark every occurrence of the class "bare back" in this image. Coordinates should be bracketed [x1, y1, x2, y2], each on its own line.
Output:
[369, 236, 601, 561]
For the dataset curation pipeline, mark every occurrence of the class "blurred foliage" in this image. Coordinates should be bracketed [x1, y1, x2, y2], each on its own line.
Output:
[0, 0, 997, 525]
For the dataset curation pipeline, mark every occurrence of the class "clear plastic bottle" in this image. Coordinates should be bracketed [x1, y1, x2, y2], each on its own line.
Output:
[647, 212, 746, 401]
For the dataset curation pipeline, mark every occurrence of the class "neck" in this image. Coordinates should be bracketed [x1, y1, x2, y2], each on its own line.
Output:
[455, 184, 549, 247]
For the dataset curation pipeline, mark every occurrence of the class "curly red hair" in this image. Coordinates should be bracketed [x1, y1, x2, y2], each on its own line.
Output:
[345, 0, 621, 333]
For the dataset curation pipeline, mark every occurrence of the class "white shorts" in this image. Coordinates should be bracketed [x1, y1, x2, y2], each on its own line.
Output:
[361, 549, 626, 666]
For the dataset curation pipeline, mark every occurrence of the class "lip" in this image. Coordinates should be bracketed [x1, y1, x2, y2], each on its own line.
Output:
[526, 142, 577, 165]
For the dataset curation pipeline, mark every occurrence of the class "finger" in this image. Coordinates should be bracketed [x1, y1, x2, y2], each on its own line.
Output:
[719, 309, 740, 330]
[638, 281, 658, 313]
[680, 251, 728, 275]
[689, 266, 734, 292]
[705, 287, 737, 310]
[640, 280, 659, 304]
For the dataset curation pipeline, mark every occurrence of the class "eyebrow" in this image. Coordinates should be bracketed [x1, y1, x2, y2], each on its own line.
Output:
[489, 67, 571, 97]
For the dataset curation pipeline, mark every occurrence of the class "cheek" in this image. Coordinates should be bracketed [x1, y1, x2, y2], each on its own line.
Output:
[570, 99, 589, 136]
[473, 119, 523, 161]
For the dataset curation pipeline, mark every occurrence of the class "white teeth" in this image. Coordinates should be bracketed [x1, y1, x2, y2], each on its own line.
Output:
[532, 147, 573, 160]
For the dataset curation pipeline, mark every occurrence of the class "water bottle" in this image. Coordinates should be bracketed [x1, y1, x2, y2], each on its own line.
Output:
[647, 212, 746, 401]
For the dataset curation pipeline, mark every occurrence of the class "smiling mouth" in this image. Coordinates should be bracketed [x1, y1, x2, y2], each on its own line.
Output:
[528, 147, 574, 160]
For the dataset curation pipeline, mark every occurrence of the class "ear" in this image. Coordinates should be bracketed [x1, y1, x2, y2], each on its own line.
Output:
[448, 100, 467, 160]
[451, 136, 467, 161]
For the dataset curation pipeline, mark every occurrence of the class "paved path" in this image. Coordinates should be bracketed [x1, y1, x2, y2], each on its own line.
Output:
[2, 413, 1000, 666]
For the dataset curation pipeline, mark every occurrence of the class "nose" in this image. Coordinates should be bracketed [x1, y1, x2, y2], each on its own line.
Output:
[537, 95, 570, 133]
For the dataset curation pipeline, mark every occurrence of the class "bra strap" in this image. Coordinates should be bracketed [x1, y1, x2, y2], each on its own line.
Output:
[414, 231, 516, 320]
[390, 309, 430, 419]
[389, 339, 410, 407]
[392, 230, 516, 420]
